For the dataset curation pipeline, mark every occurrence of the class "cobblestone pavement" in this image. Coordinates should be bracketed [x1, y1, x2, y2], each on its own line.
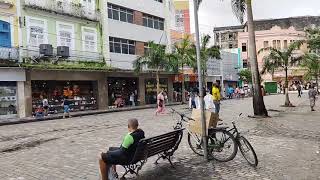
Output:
[0, 93, 319, 180]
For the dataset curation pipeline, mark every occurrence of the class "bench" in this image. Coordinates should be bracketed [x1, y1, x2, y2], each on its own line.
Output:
[119, 128, 184, 179]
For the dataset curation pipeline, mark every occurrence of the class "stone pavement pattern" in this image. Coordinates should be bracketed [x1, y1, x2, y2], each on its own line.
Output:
[0, 93, 319, 180]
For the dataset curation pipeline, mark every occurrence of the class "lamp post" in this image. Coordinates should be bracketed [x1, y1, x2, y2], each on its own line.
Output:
[193, 0, 208, 160]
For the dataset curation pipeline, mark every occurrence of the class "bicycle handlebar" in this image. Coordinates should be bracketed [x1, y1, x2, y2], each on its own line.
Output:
[171, 108, 195, 121]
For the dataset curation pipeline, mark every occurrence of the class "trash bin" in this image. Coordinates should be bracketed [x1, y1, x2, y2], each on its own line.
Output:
[264, 81, 277, 94]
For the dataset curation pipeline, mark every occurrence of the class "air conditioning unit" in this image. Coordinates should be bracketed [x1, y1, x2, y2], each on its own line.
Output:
[39, 44, 53, 56]
[57, 46, 70, 58]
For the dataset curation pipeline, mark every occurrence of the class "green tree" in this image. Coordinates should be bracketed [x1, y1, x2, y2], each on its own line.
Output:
[190, 35, 221, 87]
[259, 41, 304, 106]
[306, 28, 320, 53]
[133, 41, 176, 95]
[172, 36, 194, 103]
[239, 69, 252, 83]
[301, 53, 320, 92]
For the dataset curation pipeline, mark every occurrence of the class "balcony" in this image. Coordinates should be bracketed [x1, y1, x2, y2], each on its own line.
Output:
[0, 0, 14, 9]
[0, 47, 18, 61]
[24, 0, 100, 22]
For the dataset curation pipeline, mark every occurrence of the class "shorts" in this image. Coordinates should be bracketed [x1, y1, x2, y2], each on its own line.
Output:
[63, 105, 70, 113]
[101, 147, 129, 165]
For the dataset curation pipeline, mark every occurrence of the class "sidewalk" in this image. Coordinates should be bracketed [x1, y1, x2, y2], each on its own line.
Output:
[0, 102, 181, 126]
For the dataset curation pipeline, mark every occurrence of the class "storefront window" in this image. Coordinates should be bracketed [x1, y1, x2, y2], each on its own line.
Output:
[145, 78, 168, 104]
[31, 81, 98, 115]
[0, 82, 17, 117]
[108, 77, 138, 108]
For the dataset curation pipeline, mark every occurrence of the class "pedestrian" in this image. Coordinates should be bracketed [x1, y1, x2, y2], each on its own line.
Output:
[129, 92, 135, 106]
[240, 87, 245, 99]
[308, 85, 317, 111]
[194, 92, 200, 109]
[62, 97, 71, 118]
[156, 90, 165, 115]
[212, 83, 221, 114]
[227, 86, 234, 99]
[189, 91, 196, 109]
[42, 96, 49, 116]
[297, 83, 302, 98]
[204, 90, 215, 112]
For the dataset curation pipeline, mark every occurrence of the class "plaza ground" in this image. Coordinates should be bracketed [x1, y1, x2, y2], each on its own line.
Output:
[0, 93, 319, 180]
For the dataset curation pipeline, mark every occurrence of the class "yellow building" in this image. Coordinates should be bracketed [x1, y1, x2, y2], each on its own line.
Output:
[0, 0, 19, 48]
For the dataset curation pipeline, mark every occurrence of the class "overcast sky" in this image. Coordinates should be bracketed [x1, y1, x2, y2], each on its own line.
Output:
[188, 0, 320, 36]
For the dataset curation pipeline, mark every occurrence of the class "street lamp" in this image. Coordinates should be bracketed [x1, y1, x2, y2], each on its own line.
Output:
[193, 0, 208, 160]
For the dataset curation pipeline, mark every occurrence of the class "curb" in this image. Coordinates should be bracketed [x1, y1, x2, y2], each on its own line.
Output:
[0, 103, 182, 126]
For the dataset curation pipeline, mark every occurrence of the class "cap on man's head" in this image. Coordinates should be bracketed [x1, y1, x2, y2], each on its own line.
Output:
[128, 118, 139, 129]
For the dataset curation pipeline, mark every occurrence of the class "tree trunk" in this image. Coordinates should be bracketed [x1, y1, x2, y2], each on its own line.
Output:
[284, 67, 291, 106]
[181, 66, 186, 103]
[316, 74, 319, 94]
[156, 71, 160, 95]
[246, 0, 268, 116]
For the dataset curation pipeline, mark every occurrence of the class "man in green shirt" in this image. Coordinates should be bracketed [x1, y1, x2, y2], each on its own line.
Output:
[99, 118, 145, 180]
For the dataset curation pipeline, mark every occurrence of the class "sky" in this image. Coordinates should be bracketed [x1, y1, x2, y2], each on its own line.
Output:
[188, 0, 320, 38]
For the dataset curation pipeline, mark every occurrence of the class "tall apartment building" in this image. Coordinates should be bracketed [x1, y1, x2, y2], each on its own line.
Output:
[0, 0, 173, 119]
[170, 0, 191, 43]
[213, 25, 244, 49]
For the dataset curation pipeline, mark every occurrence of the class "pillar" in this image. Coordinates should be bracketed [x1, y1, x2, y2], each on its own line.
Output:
[167, 76, 173, 102]
[97, 78, 108, 110]
[138, 76, 145, 105]
[17, 75, 32, 118]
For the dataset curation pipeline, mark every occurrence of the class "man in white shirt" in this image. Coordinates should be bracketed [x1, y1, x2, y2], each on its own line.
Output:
[204, 90, 215, 112]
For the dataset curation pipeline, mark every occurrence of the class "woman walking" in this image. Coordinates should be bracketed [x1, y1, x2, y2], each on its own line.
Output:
[156, 91, 165, 115]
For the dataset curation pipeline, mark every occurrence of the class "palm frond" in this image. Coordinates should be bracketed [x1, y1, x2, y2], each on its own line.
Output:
[231, 0, 246, 24]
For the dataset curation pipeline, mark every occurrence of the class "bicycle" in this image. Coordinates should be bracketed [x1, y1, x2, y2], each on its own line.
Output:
[224, 113, 258, 167]
[171, 108, 238, 162]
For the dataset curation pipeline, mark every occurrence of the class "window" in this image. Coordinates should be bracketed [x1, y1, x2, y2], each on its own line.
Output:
[56, 22, 75, 50]
[155, 0, 163, 2]
[142, 14, 164, 30]
[108, 4, 133, 23]
[26, 17, 48, 47]
[243, 61, 248, 68]
[144, 42, 149, 55]
[272, 40, 276, 48]
[0, 20, 11, 47]
[82, 27, 97, 52]
[284, 40, 288, 49]
[109, 37, 135, 55]
[229, 44, 233, 49]
[263, 41, 269, 48]
[241, 43, 247, 52]
[82, 0, 95, 13]
[276, 40, 281, 49]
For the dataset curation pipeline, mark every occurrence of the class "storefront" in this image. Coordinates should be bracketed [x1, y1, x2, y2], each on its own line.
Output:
[31, 80, 98, 115]
[145, 78, 168, 104]
[173, 74, 198, 101]
[107, 77, 138, 108]
[0, 81, 17, 117]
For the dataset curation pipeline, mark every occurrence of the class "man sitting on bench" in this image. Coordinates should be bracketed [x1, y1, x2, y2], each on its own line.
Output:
[99, 118, 145, 180]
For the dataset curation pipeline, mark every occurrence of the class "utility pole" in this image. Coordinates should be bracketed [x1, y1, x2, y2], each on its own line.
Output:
[193, 0, 208, 160]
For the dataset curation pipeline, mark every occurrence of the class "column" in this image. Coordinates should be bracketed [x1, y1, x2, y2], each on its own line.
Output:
[167, 77, 173, 102]
[17, 79, 32, 118]
[138, 76, 145, 105]
[97, 78, 108, 110]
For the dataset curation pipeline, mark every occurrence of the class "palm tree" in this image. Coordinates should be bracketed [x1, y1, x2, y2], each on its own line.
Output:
[191, 35, 221, 88]
[258, 41, 304, 106]
[301, 53, 320, 92]
[260, 51, 283, 81]
[133, 41, 176, 95]
[172, 36, 194, 103]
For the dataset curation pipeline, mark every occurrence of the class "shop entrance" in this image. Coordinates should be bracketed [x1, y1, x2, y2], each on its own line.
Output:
[107, 77, 138, 108]
[31, 81, 98, 115]
[145, 78, 168, 104]
[0, 81, 17, 118]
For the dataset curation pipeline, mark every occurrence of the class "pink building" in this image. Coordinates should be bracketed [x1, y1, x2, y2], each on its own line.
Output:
[238, 25, 306, 84]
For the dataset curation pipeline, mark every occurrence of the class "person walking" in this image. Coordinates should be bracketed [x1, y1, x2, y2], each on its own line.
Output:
[297, 84, 302, 98]
[212, 83, 221, 114]
[62, 97, 71, 118]
[156, 91, 165, 115]
[204, 90, 215, 112]
[308, 85, 317, 111]
[129, 92, 135, 107]
[42, 96, 49, 116]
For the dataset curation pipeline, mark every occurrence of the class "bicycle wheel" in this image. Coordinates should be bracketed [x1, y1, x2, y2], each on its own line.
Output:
[238, 136, 258, 167]
[188, 132, 204, 156]
[208, 129, 238, 162]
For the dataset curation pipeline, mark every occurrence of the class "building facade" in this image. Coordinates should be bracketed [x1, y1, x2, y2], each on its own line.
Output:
[238, 16, 320, 83]
[213, 25, 244, 49]
[170, 0, 191, 43]
[0, 0, 174, 119]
